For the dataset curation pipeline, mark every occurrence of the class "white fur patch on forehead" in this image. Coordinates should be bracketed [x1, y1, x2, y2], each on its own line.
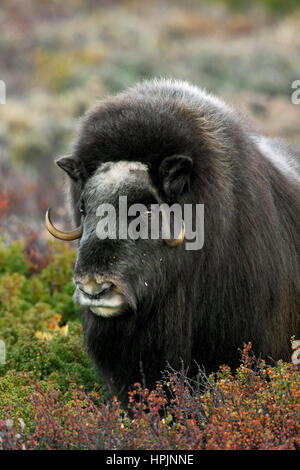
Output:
[87, 161, 150, 190]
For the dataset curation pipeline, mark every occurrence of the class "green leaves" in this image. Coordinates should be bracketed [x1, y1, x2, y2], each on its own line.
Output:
[0, 239, 100, 400]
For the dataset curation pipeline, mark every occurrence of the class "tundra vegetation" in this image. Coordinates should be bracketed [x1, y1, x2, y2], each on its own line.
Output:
[0, 0, 299, 450]
[0, 235, 298, 450]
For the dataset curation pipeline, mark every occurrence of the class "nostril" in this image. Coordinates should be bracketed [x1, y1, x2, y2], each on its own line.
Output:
[98, 282, 114, 292]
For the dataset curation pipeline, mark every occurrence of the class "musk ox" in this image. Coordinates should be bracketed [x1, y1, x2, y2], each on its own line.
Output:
[46, 79, 300, 405]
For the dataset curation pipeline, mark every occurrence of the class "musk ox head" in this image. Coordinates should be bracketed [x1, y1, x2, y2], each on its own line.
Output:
[61, 159, 186, 319]
[46, 154, 195, 321]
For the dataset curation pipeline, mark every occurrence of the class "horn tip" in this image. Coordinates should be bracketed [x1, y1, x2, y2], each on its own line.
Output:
[45, 208, 51, 222]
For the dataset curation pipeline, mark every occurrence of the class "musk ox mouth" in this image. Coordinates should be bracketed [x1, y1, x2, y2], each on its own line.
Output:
[73, 277, 129, 318]
[89, 305, 124, 318]
[74, 287, 126, 318]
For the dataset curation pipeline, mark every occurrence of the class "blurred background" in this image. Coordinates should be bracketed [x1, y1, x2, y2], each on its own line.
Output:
[0, 0, 299, 244]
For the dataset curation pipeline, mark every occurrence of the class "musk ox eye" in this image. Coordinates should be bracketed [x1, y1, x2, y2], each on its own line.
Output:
[79, 200, 86, 217]
[145, 205, 152, 217]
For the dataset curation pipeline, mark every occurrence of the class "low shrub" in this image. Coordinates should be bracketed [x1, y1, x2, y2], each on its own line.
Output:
[0, 240, 298, 450]
[0, 344, 299, 450]
[0, 238, 107, 426]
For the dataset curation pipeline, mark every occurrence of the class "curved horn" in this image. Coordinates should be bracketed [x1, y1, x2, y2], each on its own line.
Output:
[164, 222, 185, 248]
[45, 208, 82, 241]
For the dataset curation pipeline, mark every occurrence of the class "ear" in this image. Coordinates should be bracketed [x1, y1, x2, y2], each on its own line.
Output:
[159, 155, 193, 200]
[55, 155, 85, 182]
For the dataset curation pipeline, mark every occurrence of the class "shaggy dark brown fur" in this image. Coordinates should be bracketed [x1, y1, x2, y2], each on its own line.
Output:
[55, 79, 300, 405]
